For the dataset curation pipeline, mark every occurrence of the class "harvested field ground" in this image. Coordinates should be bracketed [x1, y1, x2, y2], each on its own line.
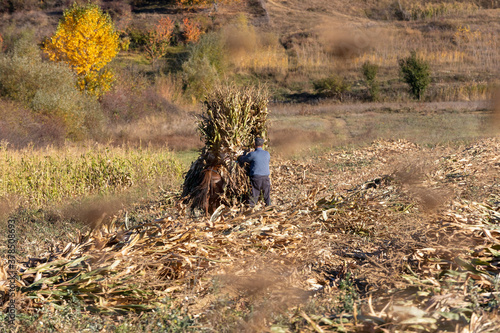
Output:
[0, 0, 499, 329]
[2, 132, 499, 332]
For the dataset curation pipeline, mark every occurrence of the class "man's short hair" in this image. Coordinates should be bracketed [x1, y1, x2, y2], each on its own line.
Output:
[255, 138, 265, 146]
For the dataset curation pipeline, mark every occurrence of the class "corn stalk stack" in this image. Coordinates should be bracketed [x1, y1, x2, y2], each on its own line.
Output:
[181, 85, 269, 213]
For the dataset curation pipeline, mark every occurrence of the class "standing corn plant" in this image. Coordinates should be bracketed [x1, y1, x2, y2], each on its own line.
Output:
[43, 3, 120, 97]
[182, 84, 269, 214]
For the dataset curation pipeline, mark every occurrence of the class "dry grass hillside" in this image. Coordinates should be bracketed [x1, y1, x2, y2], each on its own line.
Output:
[0, 0, 498, 146]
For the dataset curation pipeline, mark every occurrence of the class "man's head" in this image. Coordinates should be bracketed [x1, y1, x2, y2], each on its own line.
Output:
[255, 137, 265, 148]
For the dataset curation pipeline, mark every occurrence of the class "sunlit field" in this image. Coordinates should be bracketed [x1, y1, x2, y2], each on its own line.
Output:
[1, 0, 499, 331]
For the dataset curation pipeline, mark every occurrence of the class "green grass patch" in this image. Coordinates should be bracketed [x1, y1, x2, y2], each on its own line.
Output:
[173, 149, 199, 170]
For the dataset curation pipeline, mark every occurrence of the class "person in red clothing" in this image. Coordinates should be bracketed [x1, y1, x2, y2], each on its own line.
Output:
[238, 137, 271, 207]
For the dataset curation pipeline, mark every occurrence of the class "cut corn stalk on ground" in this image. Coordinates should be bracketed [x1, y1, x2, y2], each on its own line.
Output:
[1, 137, 500, 331]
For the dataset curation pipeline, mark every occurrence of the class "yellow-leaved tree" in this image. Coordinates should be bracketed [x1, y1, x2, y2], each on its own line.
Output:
[43, 3, 119, 97]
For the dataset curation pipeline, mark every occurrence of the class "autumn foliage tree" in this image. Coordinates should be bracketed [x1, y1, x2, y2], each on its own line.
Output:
[144, 17, 174, 67]
[43, 3, 120, 97]
[183, 18, 202, 43]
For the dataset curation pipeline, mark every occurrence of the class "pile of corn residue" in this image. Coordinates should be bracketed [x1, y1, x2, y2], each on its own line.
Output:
[2, 138, 499, 332]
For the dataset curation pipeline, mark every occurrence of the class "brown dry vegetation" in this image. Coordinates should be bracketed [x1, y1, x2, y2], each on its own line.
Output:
[1, 0, 499, 150]
[108, 0, 498, 144]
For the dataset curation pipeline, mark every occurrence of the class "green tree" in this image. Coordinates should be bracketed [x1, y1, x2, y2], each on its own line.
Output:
[398, 51, 431, 100]
[361, 61, 380, 101]
[43, 3, 120, 97]
[182, 33, 227, 101]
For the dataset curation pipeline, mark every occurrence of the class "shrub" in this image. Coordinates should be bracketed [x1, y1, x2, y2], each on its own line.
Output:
[399, 51, 431, 100]
[0, 41, 102, 140]
[183, 17, 203, 43]
[145, 17, 175, 68]
[361, 61, 380, 101]
[182, 32, 227, 101]
[313, 75, 351, 101]
[0, 100, 67, 147]
[125, 26, 148, 50]
[1, 28, 39, 58]
[100, 71, 179, 124]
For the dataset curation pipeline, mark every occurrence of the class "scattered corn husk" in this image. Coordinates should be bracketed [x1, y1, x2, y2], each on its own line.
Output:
[2, 138, 499, 332]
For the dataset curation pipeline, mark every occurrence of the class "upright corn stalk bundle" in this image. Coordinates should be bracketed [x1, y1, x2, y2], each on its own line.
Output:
[182, 84, 269, 213]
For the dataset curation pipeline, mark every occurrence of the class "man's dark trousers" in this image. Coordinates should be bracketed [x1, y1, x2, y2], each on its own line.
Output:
[250, 175, 271, 207]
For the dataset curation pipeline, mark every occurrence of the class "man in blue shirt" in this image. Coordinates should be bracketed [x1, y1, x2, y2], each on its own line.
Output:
[238, 137, 271, 207]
